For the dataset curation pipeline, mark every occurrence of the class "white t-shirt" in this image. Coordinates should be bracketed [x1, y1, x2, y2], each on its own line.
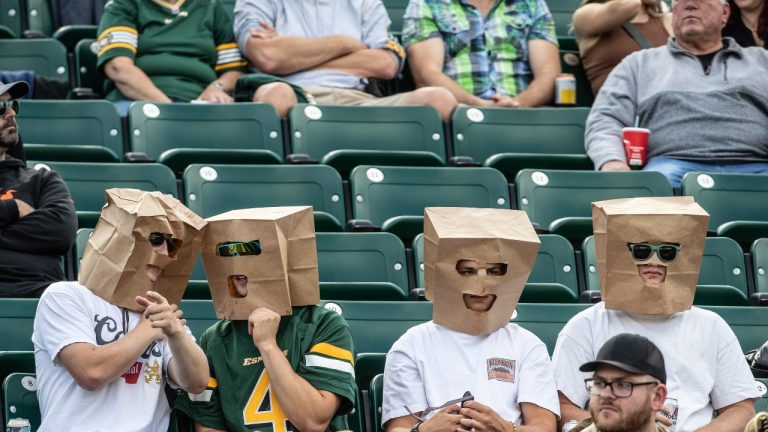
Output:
[381, 321, 560, 427]
[32, 281, 188, 432]
[552, 302, 760, 431]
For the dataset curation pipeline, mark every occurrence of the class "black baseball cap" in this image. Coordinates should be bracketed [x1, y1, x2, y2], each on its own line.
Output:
[0, 81, 29, 99]
[580, 333, 667, 383]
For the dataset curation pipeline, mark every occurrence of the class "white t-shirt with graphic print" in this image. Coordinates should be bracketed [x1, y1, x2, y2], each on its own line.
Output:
[32, 281, 189, 432]
[381, 321, 560, 427]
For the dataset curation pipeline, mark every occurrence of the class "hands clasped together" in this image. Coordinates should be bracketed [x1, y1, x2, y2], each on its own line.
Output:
[419, 401, 515, 432]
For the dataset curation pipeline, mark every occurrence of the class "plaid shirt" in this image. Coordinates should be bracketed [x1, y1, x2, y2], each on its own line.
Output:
[402, 0, 557, 98]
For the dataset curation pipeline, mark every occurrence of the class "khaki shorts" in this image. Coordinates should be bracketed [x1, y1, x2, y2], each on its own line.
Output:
[303, 86, 412, 106]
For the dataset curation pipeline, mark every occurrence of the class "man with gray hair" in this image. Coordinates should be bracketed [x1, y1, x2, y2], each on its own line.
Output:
[584, 0, 768, 187]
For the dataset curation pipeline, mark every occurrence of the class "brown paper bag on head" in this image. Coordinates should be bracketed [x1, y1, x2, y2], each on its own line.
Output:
[424, 207, 540, 336]
[202, 206, 319, 320]
[593, 197, 709, 315]
[78, 188, 207, 311]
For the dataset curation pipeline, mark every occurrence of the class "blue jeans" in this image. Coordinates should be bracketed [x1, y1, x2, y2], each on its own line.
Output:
[643, 156, 768, 187]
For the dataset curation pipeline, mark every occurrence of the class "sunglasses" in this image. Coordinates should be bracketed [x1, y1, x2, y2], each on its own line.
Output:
[627, 242, 681, 262]
[148, 232, 180, 253]
[0, 100, 19, 116]
[404, 391, 474, 423]
[216, 240, 262, 257]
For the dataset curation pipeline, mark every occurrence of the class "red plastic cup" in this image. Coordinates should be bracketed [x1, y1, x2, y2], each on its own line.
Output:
[622, 127, 650, 167]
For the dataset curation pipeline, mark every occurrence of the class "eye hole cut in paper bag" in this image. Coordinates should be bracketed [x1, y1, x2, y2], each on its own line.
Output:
[202, 206, 320, 320]
[78, 188, 207, 311]
[424, 207, 540, 336]
[593, 196, 709, 315]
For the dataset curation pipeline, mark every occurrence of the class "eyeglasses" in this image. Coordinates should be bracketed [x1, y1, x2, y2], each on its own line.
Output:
[0, 100, 19, 116]
[216, 240, 262, 257]
[627, 243, 681, 262]
[148, 232, 180, 253]
[404, 391, 474, 423]
[585, 378, 658, 398]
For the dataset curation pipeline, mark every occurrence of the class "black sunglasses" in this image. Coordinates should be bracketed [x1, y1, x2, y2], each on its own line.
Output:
[627, 242, 681, 262]
[148, 232, 180, 253]
[0, 100, 19, 116]
[216, 240, 262, 257]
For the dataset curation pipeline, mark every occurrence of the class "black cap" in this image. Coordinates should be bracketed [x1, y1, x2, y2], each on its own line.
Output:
[580, 333, 666, 383]
[0, 81, 30, 99]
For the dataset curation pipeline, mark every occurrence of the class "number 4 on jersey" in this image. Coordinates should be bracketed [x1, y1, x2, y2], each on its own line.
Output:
[243, 372, 293, 431]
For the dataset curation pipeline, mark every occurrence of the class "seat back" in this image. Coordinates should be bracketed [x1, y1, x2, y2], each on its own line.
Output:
[29, 161, 178, 228]
[317, 233, 409, 300]
[559, 40, 594, 107]
[74, 38, 102, 93]
[0, 39, 68, 81]
[0, 0, 21, 37]
[3, 373, 40, 431]
[369, 373, 385, 432]
[183, 164, 346, 231]
[25, 0, 53, 36]
[681, 172, 768, 231]
[546, 0, 579, 38]
[756, 378, 768, 412]
[129, 102, 284, 174]
[753, 239, 768, 294]
[381, 0, 409, 34]
[350, 166, 509, 240]
[289, 104, 446, 173]
[17, 100, 123, 162]
[52, 25, 98, 53]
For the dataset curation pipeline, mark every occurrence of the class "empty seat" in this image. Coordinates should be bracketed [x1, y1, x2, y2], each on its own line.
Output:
[350, 166, 510, 242]
[369, 373, 385, 432]
[452, 107, 592, 180]
[353, 352, 387, 432]
[682, 172, 768, 247]
[0, 0, 21, 38]
[317, 232, 409, 300]
[756, 379, 768, 412]
[413, 233, 579, 302]
[17, 100, 123, 162]
[289, 104, 446, 175]
[183, 164, 346, 231]
[24, 0, 53, 36]
[29, 161, 178, 228]
[582, 236, 750, 306]
[751, 239, 768, 305]
[0, 39, 68, 81]
[129, 102, 284, 175]
[52, 25, 97, 53]
[516, 169, 673, 243]
[3, 373, 40, 431]
[74, 38, 101, 93]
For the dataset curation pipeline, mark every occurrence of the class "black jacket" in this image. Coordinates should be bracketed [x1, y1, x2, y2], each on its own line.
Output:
[0, 155, 77, 297]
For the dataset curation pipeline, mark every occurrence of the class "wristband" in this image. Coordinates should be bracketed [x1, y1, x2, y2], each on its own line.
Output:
[410, 421, 423, 432]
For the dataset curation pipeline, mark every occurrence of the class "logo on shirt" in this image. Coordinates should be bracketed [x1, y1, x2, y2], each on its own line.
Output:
[0, 188, 16, 200]
[122, 361, 143, 384]
[487, 357, 515, 383]
[144, 360, 162, 384]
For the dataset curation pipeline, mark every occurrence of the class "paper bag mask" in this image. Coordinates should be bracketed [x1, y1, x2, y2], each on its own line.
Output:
[202, 206, 320, 320]
[424, 207, 540, 336]
[593, 197, 709, 315]
[78, 188, 207, 311]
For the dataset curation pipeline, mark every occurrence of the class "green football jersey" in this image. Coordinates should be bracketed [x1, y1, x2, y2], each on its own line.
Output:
[97, 0, 246, 101]
[175, 306, 357, 432]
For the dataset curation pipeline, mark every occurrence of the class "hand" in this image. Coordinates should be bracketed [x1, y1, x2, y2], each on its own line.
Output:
[15, 199, 35, 217]
[491, 95, 521, 108]
[458, 400, 510, 432]
[656, 406, 673, 426]
[421, 405, 463, 432]
[251, 20, 279, 39]
[136, 291, 186, 339]
[600, 160, 631, 171]
[197, 85, 234, 104]
[248, 307, 281, 349]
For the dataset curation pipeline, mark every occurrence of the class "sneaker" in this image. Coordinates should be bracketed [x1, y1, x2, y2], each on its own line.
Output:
[745, 412, 768, 432]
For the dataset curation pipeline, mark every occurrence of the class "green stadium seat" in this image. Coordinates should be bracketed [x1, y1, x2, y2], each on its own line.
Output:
[547, 0, 579, 39]
[52, 25, 97, 53]
[0, 25, 15, 38]
[581, 236, 750, 306]
[74, 38, 101, 94]
[17, 100, 122, 162]
[451, 107, 592, 180]
[756, 379, 768, 412]
[413, 233, 579, 302]
[681, 172, 768, 247]
[0, 0, 21, 38]
[0, 300, 42, 352]
[3, 373, 40, 431]
[129, 102, 283, 176]
[354, 353, 387, 432]
[0, 352, 34, 427]
[349, 166, 509, 243]
[183, 164, 346, 232]
[24, 0, 53, 36]
[69, 228, 92, 279]
[0, 39, 68, 81]
[370, 373, 385, 432]
[751, 239, 768, 305]
[516, 169, 673, 244]
[288, 104, 446, 175]
[559, 43, 594, 107]
[317, 233, 409, 300]
[381, 0, 409, 35]
[28, 161, 178, 228]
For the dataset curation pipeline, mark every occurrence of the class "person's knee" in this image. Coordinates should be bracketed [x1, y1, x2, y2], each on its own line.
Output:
[406, 87, 458, 121]
[254, 82, 297, 117]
